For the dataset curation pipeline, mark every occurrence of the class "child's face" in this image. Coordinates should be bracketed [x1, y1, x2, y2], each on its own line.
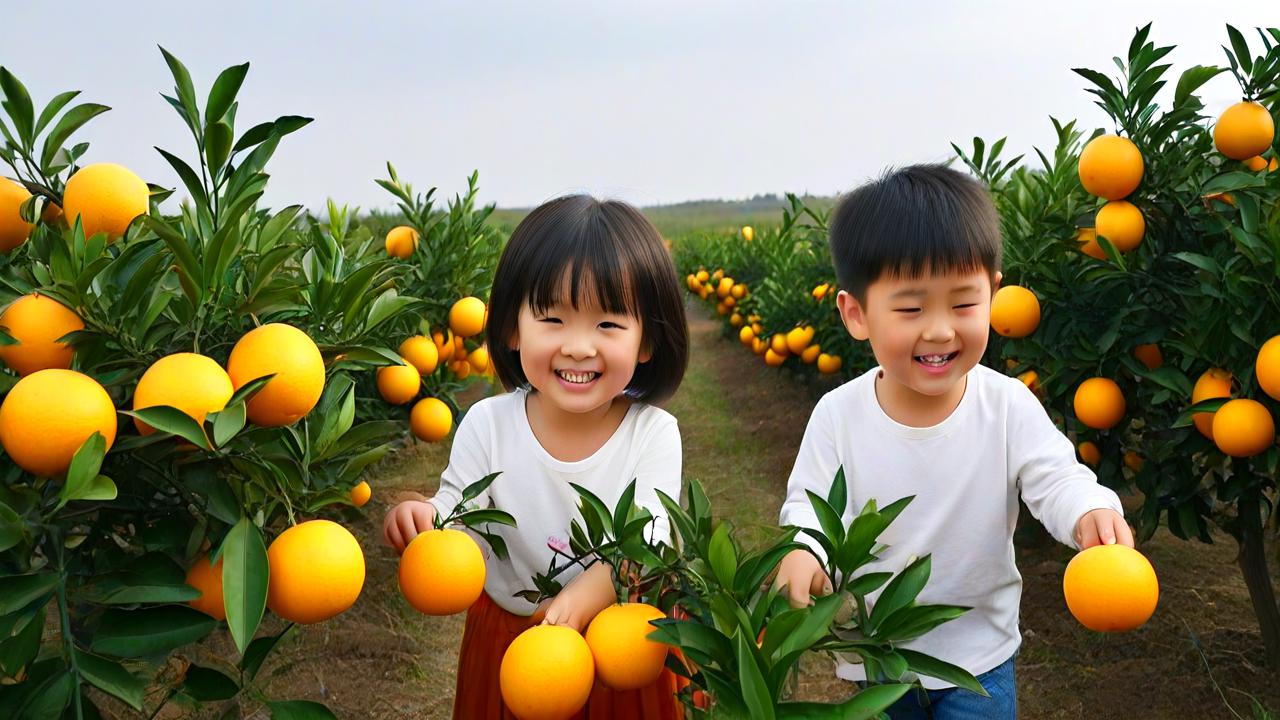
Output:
[511, 291, 650, 415]
[837, 267, 1001, 400]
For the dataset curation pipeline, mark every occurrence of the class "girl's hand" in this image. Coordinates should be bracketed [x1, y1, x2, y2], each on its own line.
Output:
[1074, 508, 1135, 549]
[539, 563, 616, 633]
[382, 498, 437, 555]
[774, 548, 833, 608]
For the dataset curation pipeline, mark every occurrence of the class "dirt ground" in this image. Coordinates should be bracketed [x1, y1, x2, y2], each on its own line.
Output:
[102, 305, 1280, 719]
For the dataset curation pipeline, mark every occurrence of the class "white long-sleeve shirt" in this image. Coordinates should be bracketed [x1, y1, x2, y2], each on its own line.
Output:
[779, 364, 1122, 689]
[429, 388, 682, 615]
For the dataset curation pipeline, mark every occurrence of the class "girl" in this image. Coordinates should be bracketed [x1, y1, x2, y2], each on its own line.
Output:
[383, 195, 689, 719]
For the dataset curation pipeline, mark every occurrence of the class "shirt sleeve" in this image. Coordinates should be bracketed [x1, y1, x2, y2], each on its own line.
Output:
[1008, 380, 1123, 548]
[779, 397, 846, 562]
[429, 402, 493, 521]
[632, 414, 682, 547]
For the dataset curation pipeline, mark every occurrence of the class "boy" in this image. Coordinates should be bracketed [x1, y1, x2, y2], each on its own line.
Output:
[775, 164, 1132, 719]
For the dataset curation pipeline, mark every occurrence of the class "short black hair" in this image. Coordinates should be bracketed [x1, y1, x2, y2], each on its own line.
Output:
[487, 195, 688, 403]
[828, 164, 1002, 304]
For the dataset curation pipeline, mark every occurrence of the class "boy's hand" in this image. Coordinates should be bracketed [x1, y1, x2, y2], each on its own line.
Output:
[1074, 508, 1135, 549]
[382, 499, 437, 555]
[539, 562, 617, 633]
[774, 548, 833, 608]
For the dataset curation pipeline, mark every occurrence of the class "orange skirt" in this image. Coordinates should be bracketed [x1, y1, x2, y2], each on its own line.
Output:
[453, 592, 684, 720]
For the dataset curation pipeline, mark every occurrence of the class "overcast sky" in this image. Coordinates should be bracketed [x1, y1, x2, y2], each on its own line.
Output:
[4, 1, 1278, 211]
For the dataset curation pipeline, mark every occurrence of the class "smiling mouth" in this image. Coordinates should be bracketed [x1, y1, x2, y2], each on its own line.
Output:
[914, 352, 959, 367]
[555, 369, 599, 384]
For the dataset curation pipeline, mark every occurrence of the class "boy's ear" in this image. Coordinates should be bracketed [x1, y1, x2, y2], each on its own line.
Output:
[836, 290, 870, 341]
[992, 270, 1003, 295]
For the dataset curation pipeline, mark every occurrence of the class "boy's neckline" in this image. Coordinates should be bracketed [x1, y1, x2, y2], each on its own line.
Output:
[870, 367, 971, 431]
[519, 388, 637, 465]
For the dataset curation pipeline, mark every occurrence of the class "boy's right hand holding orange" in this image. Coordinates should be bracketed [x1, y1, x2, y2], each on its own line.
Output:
[383, 493, 436, 555]
[774, 548, 834, 608]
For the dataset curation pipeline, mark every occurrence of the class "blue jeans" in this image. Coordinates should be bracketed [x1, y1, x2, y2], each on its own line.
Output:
[883, 655, 1016, 720]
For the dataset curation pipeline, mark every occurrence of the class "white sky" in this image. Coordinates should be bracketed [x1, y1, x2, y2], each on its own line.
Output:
[5, 1, 1278, 211]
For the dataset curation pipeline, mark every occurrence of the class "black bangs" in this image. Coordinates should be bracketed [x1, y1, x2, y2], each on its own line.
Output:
[829, 164, 1003, 303]
[524, 206, 640, 319]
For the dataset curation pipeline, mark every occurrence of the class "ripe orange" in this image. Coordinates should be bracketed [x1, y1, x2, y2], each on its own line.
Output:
[739, 326, 755, 346]
[468, 346, 490, 374]
[585, 603, 669, 690]
[377, 359, 421, 405]
[764, 348, 786, 367]
[752, 337, 768, 356]
[801, 344, 821, 364]
[186, 554, 225, 621]
[1078, 135, 1144, 200]
[990, 286, 1041, 338]
[1244, 155, 1274, 172]
[62, 163, 149, 241]
[0, 293, 85, 376]
[1063, 544, 1158, 632]
[450, 359, 472, 379]
[433, 329, 455, 363]
[1214, 101, 1275, 160]
[1191, 368, 1233, 440]
[770, 333, 789, 356]
[1076, 227, 1105, 260]
[813, 283, 831, 300]
[1123, 451, 1145, 473]
[385, 225, 419, 258]
[449, 297, 487, 338]
[1094, 201, 1144, 253]
[741, 226, 754, 242]
[0, 177, 33, 253]
[1133, 344, 1163, 371]
[411, 397, 453, 442]
[1018, 370, 1041, 395]
[715, 301, 729, 316]
[501, 625, 594, 720]
[695, 270, 709, 283]
[751, 321, 764, 336]
[0, 369, 117, 477]
[729, 312, 744, 328]
[350, 480, 372, 508]
[685, 274, 698, 292]
[785, 326, 814, 355]
[227, 323, 325, 427]
[399, 335, 440, 375]
[711, 269, 724, 283]
[267, 519, 365, 624]
[817, 353, 842, 375]
[716, 278, 734, 298]
[1257, 336, 1280, 401]
[399, 528, 485, 615]
[133, 353, 234, 435]
[731, 283, 746, 300]
[1073, 377, 1125, 430]
[723, 296, 737, 309]
[698, 285, 712, 301]
[1077, 441, 1101, 468]
[1212, 399, 1275, 458]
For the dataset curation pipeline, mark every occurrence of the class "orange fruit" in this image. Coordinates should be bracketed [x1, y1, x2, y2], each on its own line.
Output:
[1123, 451, 1145, 473]
[0, 293, 84, 376]
[0, 369, 117, 477]
[695, 270, 709, 283]
[812, 283, 831, 300]
[1018, 370, 1041, 395]
[685, 274, 697, 291]
[1078, 135, 1144, 200]
[227, 323, 325, 427]
[1073, 377, 1125, 430]
[716, 278, 734, 299]
[468, 346, 490, 374]
[450, 359, 472, 380]
[433, 329, 455, 363]
[398, 528, 485, 615]
[723, 296, 737, 309]
[1244, 155, 1270, 172]
[741, 226, 754, 242]
[350, 480, 372, 508]
[739, 326, 755, 346]
[752, 337, 768, 356]
[729, 312, 744, 328]
[990, 286, 1040, 338]
[1094, 201, 1144, 253]
[411, 397, 453, 442]
[698, 285, 712, 301]
[585, 603, 668, 690]
[785, 326, 815, 355]
[132, 353, 233, 435]
[715, 301, 729, 316]
[711, 269, 724, 283]
[385, 225, 419, 258]
[501, 625, 594, 720]
[801, 344, 821, 364]
[731, 283, 746, 300]
[62, 163, 149, 241]
[399, 335, 440, 375]
[449, 297, 487, 338]
[764, 348, 786, 367]
[1077, 441, 1101, 468]
[751, 322, 764, 336]
[267, 519, 365, 624]
[770, 333, 789, 356]
[1257, 336, 1280, 401]
[377, 359, 421, 405]
[817, 353, 842, 375]
[0, 177, 33, 253]
[1063, 544, 1158, 632]
[186, 554, 225, 621]
[1212, 399, 1275, 458]
[1075, 227, 1105, 260]
[1133, 344, 1163, 371]
[1214, 101, 1275, 160]
[1191, 368, 1233, 440]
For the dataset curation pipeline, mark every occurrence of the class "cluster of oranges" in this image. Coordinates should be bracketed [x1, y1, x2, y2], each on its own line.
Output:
[0, 162, 150, 253]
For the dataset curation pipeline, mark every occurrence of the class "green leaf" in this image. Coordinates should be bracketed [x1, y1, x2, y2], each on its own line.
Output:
[0, 67, 36, 147]
[0, 573, 57, 614]
[613, 478, 638, 533]
[205, 120, 233, 174]
[74, 649, 145, 710]
[458, 472, 502, 507]
[226, 374, 274, 408]
[222, 516, 269, 654]
[0, 500, 25, 552]
[1174, 65, 1226, 107]
[869, 555, 932, 633]
[57, 432, 112, 510]
[826, 466, 848, 517]
[708, 523, 738, 588]
[268, 700, 339, 719]
[0, 605, 44, 676]
[805, 490, 846, 549]
[155, 146, 209, 210]
[159, 47, 201, 131]
[365, 289, 419, 331]
[1226, 25, 1253, 75]
[182, 664, 240, 701]
[233, 116, 313, 153]
[240, 627, 291, 681]
[735, 631, 775, 720]
[898, 648, 987, 696]
[38, 103, 110, 169]
[776, 684, 913, 719]
[122, 406, 211, 450]
[205, 62, 250, 125]
[90, 606, 218, 657]
[34, 90, 79, 137]
[212, 401, 247, 447]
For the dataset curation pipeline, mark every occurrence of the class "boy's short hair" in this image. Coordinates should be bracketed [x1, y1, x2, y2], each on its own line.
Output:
[487, 194, 689, 403]
[828, 164, 1002, 304]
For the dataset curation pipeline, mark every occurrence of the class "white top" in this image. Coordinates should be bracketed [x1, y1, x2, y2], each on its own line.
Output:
[779, 364, 1122, 689]
[430, 388, 682, 616]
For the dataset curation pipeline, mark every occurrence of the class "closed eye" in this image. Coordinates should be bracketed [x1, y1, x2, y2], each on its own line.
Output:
[599, 321, 624, 330]
[539, 317, 562, 324]
[894, 308, 921, 314]
[954, 304, 978, 310]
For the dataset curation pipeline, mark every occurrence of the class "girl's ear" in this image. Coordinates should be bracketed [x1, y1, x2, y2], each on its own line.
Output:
[836, 290, 871, 341]
[507, 326, 520, 352]
[638, 338, 653, 364]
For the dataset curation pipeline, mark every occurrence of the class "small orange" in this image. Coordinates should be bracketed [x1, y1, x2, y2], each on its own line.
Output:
[812, 283, 831, 300]
[711, 269, 724, 283]
[410, 397, 453, 442]
[1133, 344, 1163, 371]
[450, 297, 487, 338]
[1212, 399, 1275, 458]
[1063, 544, 1158, 632]
[350, 480, 372, 507]
[800, 344, 821, 364]
[817, 353, 842, 375]
[385, 225, 419, 258]
[716, 278, 734, 298]
[770, 333, 789, 356]
[1077, 441, 1101, 468]
[0, 293, 85, 376]
[450, 359, 472, 380]
[764, 348, 786, 367]
[751, 337, 768, 356]
[266, 519, 365, 624]
[227, 323, 325, 427]
[715, 301, 729, 316]
[0, 177, 33, 253]
[1018, 370, 1041, 395]
[741, 226, 754, 242]
[1244, 155, 1270, 172]
[399, 528, 486, 615]
[1094, 201, 1144, 253]
[1073, 377, 1125, 430]
[1191, 368, 1233, 440]
[990, 286, 1041, 338]
[377, 359, 421, 405]
[501, 625, 595, 720]
[695, 270, 709, 283]
[1257, 336, 1280, 401]
[399, 335, 440, 375]
[61, 163, 149, 241]
[1076, 227, 1105, 260]
[1123, 451, 1145, 473]
[723, 295, 737, 309]
[1214, 101, 1275, 160]
[731, 283, 746, 300]
[468, 346, 490, 374]
[739, 326, 755, 346]
[132, 353, 234, 435]
[186, 554, 225, 621]
[585, 603, 669, 690]
[433, 329, 456, 363]
[1078, 135, 1144, 200]
[729, 312, 744, 328]
[785, 326, 814, 355]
